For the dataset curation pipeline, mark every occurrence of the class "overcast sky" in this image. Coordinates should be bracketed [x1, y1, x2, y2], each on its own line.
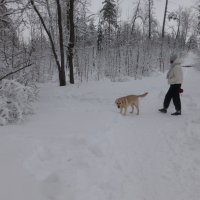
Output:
[88, 0, 197, 25]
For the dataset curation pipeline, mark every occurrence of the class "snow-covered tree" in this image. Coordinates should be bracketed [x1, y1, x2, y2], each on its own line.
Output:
[100, 0, 117, 42]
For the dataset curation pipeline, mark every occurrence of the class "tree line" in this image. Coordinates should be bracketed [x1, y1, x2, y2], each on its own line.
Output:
[0, 0, 199, 86]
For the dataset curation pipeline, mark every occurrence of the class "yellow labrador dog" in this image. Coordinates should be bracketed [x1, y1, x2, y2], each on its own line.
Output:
[115, 92, 148, 115]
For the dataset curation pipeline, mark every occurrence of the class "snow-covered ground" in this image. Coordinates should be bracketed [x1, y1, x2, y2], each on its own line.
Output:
[1, 66, 200, 200]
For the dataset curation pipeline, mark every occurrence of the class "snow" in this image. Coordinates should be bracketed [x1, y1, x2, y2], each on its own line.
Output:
[0, 79, 36, 125]
[1, 66, 200, 200]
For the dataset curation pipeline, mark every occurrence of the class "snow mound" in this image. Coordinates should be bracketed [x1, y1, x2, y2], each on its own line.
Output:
[0, 79, 37, 125]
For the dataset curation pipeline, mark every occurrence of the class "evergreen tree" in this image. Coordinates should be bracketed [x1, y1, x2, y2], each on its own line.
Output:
[97, 21, 103, 51]
[86, 19, 96, 46]
[100, 0, 117, 36]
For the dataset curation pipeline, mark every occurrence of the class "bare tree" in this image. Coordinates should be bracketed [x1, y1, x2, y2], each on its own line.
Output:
[0, 0, 34, 81]
[131, 0, 141, 34]
[168, 8, 192, 49]
[30, 0, 66, 86]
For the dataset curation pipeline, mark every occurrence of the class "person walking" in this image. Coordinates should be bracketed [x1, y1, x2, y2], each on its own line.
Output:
[159, 54, 183, 115]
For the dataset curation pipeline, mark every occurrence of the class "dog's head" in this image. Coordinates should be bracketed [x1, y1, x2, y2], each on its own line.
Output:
[115, 98, 122, 109]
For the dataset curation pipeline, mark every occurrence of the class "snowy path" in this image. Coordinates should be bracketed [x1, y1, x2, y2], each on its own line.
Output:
[1, 67, 200, 200]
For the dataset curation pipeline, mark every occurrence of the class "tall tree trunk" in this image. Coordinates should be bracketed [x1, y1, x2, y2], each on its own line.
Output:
[46, 0, 55, 41]
[148, 0, 151, 39]
[162, 0, 168, 38]
[68, 0, 75, 84]
[30, 0, 66, 86]
[56, 0, 66, 86]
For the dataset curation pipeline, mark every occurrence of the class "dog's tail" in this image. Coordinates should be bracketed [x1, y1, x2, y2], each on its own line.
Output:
[137, 92, 148, 98]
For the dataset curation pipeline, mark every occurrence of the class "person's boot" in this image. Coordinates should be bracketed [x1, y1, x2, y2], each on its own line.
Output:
[171, 110, 181, 115]
[159, 108, 167, 113]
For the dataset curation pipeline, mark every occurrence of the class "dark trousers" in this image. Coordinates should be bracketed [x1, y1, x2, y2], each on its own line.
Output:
[164, 84, 181, 111]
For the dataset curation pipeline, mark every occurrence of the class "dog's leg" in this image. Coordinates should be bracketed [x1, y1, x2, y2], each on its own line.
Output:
[120, 107, 123, 114]
[135, 104, 139, 115]
[130, 105, 134, 113]
[124, 107, 127, 115]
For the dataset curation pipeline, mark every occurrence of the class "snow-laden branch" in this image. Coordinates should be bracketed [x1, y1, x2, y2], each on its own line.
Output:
[0, 63, 33, 81]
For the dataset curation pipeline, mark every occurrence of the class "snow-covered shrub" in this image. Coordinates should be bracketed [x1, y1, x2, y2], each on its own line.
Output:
[0, 79, 37, 126]
[111, 75, 130, 82]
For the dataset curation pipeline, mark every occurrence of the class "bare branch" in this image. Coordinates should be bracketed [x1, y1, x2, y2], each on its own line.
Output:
[0, 63, 33, 81]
